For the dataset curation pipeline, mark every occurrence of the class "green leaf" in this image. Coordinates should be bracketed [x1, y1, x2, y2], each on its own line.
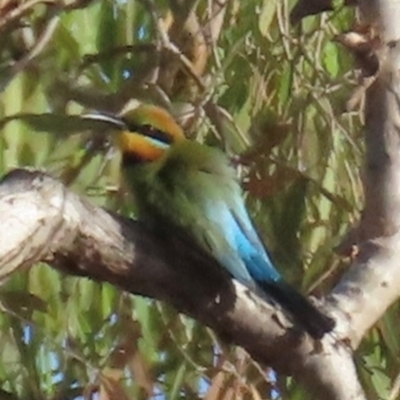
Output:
[0, 114, 119, 136]
[96, 0, 119, 82]
[323, 41, 340, 78]
[258, 0, 278, 36]
[278, 62, 293, 106]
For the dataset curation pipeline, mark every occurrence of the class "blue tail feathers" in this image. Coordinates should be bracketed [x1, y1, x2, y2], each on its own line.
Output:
[230, 207, 334, 338]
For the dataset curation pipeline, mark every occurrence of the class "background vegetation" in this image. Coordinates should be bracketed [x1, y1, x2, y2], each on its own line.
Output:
[0, 0, 389, 399]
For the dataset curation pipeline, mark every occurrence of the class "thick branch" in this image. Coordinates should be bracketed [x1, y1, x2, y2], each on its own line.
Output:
[330, 0, 400, 347]
[0, 168, 362, 400]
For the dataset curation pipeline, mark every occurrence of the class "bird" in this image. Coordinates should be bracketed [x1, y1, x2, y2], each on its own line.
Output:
[84, 103, 335, 339]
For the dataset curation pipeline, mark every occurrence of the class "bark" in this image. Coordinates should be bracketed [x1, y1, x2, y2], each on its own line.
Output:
[331, 0, 400, 348]
[0, 168, 361, 400]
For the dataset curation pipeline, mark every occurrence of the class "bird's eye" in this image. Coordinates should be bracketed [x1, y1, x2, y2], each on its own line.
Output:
[138, 124, 174, 145]
[122, 118, 174, 144]
[141, 124, 156, 136]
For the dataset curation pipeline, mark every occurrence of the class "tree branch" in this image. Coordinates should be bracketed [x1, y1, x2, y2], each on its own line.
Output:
[0, 168, 362, 400]
[330, 0, 400, 348]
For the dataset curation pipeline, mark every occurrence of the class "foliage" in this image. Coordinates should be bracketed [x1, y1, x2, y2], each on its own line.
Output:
[0, 0, 386, 399]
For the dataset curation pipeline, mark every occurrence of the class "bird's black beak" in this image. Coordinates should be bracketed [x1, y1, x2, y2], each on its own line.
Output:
[81, 112, 126, 131]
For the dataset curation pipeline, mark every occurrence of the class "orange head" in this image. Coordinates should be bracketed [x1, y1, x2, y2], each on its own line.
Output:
[83, 103, 185, 164]
[117, 104, 185, 164]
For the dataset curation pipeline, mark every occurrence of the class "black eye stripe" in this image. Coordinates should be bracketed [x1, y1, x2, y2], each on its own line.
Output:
[124, 121, 173, 144]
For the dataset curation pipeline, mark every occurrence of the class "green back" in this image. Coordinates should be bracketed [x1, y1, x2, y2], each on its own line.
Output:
[123, 140, 242, 265]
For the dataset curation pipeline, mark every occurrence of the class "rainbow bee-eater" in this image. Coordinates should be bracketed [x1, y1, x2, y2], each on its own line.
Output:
[85, 103, 334, 339]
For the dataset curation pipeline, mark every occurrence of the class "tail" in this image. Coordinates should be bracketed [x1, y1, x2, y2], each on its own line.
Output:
[258, 280, 335, 339]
